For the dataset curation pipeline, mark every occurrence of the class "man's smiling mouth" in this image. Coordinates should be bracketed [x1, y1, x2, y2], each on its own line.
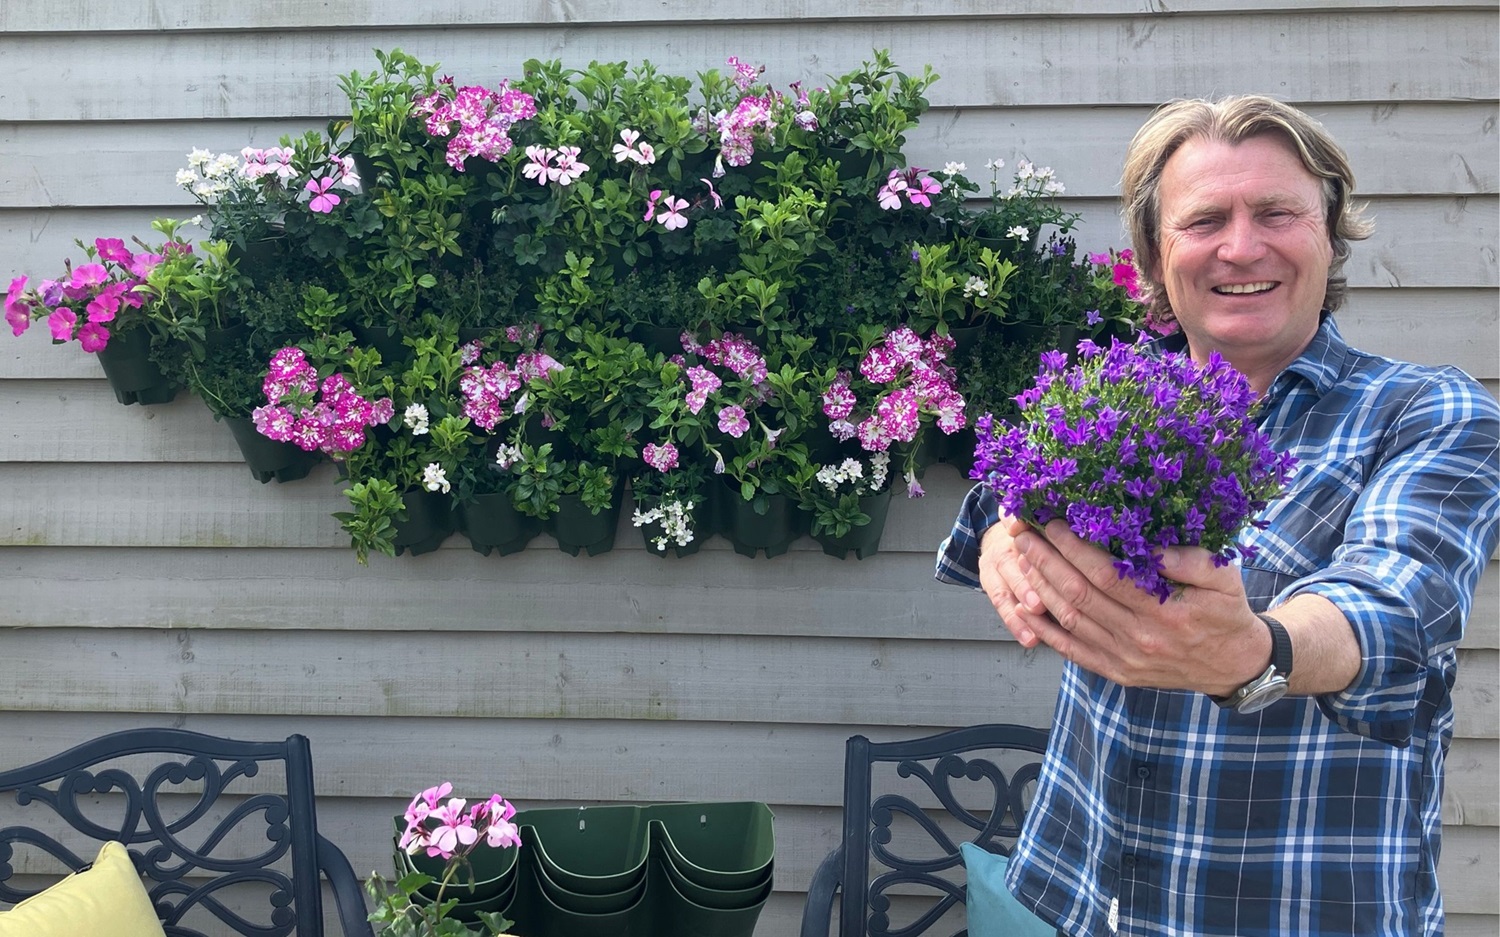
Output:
[1213, 281, 1276, 295]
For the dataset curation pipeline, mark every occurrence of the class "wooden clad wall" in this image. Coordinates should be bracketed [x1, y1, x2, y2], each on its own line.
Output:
[1, 3, 1495, 933]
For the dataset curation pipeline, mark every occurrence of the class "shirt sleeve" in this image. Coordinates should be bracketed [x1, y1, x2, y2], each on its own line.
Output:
[1287, 371, 1500, 745]
[934, 482, 1003, 590]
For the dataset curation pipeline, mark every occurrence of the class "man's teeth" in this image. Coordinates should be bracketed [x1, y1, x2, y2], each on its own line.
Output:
[1214, 282, 1275, 294]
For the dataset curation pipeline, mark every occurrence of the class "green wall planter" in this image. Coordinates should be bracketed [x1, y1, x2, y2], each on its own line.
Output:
[548, 485, 624, 557]
[392, 489, 455, 556]
[94, 327, 177, 405]
[459, 493, 541, 556]
[222, 416, 320, 484]
[812, 488, 893, 560]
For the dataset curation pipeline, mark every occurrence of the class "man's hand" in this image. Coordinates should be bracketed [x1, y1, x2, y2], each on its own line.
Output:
[1001, 518, 1272, 695]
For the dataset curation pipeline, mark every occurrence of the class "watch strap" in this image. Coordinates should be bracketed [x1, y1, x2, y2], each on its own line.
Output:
[1257, 612, 1293, 677]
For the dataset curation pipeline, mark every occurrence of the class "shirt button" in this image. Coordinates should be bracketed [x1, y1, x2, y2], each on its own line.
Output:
[1122, 854, 1137, 870]
[1135, 764, 1152, 780]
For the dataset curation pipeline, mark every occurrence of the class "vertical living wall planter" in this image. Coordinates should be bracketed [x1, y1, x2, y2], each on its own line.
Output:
[392, 490, 455, 556]
[94, 327, 177, 405]
[221, 417, 320, 484]
[812, 488, 894, 560]
[458, 493, 541, 556]
[548, 483, 625, 556]
[718, 480, 804, 559]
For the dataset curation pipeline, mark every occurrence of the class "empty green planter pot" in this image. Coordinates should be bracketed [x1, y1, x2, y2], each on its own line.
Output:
[531, 851, 647, 915]
[655, 846, 773, 910]
[650, 854, 772, 937]
[514, 805, 650, 896]
[644, 801, 776, 891]
[521, 862, 649, 937]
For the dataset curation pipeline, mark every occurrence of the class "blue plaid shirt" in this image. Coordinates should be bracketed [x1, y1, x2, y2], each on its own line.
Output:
[936, 317, 1500, 936]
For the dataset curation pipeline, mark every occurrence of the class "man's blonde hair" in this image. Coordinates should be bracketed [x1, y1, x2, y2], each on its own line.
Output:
[1121, 95, 1373, 326]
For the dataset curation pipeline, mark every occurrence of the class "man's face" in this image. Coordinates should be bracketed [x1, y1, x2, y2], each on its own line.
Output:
[1152, 133, 1333, 371]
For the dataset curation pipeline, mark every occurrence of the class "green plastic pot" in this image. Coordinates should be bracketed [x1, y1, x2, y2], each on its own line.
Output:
[531, 853, 647, 915]
[392, 489, 455, 556]
[655, 846, 773, 910]
[94, 327, 177, 406]
[514, 805, 650, 896]
[717, 481, 803, 559]
[222, 416, 320, 484]
[521, 863, 647, 937]
[812, 488, 893, 561]
[650, 854, 771, 937]
[548, 485, 624, 557]
[644, 802, 775, 891]
[459, 493, 541, 556]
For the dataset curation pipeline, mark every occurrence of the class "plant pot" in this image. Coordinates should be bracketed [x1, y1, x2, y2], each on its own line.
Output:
[392, 489, 455, 556]
[351, 322, 408, 363]
[645, 802, 776, 892]
[548, 484, 624, 557]
[222, 416, 320, 484]
[812, 488, 893, 560]
[458, 493, 541, 556]
[718, 479, 803, 559]
[94, 327, 177, 406]
[635, 489, 713, 559]
[650, 856, 772, 936]
[946, 321, 986, 358]
[514, 806, 651, 897]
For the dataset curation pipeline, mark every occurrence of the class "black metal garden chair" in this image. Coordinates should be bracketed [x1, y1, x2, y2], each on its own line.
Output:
[799, 723, 1050, 937]
[0, 727, 373, 937]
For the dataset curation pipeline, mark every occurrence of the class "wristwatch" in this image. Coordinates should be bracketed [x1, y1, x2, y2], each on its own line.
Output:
[1213, 613, 1294, 714]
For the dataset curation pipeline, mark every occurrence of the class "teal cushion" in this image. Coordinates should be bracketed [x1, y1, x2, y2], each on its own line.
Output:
[960, 842, 1054, 937]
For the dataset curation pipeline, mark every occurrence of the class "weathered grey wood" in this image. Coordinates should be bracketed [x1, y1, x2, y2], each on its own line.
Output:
[2, 540, 1494, 652]
[2, 12, 1494, 122]
[4, 627, 1495, 739]
[0, 626, 1071, 727]
[5, 101, 1493, 209]
[4, 195, 1493, 290]
[5, 710, 1494, 825]
[3, 0, 1494, 33]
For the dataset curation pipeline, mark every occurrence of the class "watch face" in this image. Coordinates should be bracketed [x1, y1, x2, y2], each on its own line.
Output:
[1235, 678, 1289, 714]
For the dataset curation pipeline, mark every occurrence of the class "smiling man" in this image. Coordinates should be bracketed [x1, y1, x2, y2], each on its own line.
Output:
[936, 96, 1500, 936]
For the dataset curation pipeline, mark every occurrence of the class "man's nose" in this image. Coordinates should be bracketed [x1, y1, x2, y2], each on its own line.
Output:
[1215, 214, 1268, 264]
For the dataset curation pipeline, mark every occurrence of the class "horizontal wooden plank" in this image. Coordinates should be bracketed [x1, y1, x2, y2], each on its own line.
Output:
[0, 627, 1071, 728]
[3, 627, 1494, 738]
[3, 0, 1493, 32]
[1, 12, 1494, 122]
[1, 538, 1493, 650]
[4, 101, 1493, 210]
[3, 195, 1493, 291]
[4, 710, 1494, 825]
[0, 460, 969, 551]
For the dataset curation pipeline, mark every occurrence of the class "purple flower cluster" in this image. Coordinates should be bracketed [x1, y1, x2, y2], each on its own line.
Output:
[253, 347, 394, 454]
[459, 348, 562, 431]
[822, 327, 966, 452]
[972, 338, 1297, 602]
[413, 80, 537, 171]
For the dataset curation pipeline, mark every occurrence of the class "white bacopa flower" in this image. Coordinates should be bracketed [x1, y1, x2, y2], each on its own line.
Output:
[403, 403, 430, 435]
[421, 463, 450, 494]
[1044, 179, 1066, 195]
[187, 148, 213, 169]
[175, 169, 197, 187]
[963, 275, 988, 299]
[1006, 225, 1030, 242]
[984, 157, 1005, 171]
[942, 161, 966, 175]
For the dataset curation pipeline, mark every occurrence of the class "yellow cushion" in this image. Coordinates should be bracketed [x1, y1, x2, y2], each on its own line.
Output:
[0, 840, 166, 937]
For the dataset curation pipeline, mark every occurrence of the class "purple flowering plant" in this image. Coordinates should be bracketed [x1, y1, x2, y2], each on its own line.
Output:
[365, 781, 521, 936]
[972, 338, 1297, 601]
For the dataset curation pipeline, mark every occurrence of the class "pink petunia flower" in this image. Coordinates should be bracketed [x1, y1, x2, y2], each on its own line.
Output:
[76, 322, 110, 352]
[46, 308, 77, 342]
[5, 276, 30, 336]
[717, 405, 750, 438]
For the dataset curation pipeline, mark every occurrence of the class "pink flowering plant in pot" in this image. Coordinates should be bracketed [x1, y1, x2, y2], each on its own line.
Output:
[972, 338, 1297, 602]
[366, 781, 521, 936]
[818, 325, 967, 498]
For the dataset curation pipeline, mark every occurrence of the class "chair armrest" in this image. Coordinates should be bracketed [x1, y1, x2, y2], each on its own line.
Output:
[799, 844, 843, 937]
[317, 834, 376, 937]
